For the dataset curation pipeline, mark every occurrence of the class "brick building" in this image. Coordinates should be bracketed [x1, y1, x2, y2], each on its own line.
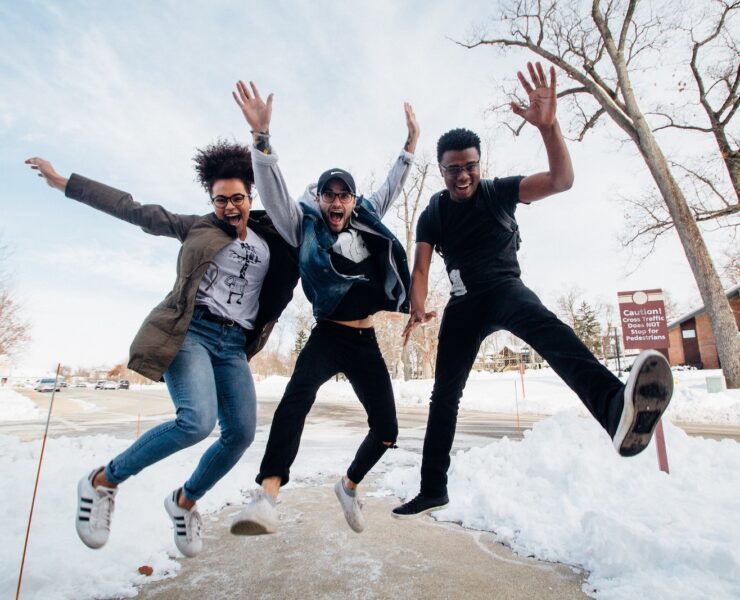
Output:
[666, 284, 740, 369]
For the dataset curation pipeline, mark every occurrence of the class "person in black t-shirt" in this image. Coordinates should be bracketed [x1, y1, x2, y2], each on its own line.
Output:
[392, 62, 674, 519]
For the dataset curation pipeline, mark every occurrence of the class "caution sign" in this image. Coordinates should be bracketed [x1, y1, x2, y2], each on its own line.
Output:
[617, 289, 669, 350]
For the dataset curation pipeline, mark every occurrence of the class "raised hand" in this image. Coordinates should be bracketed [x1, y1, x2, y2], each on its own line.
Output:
[232, 80, 273, 134]
[511, 62, 557, 129]
[403, 102, 420, 153]
[402, 308, 437, 346]
[25, 157, 68, 191]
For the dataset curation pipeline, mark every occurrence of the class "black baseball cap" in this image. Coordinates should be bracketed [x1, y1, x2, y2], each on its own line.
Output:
[317, 168, 356, 195]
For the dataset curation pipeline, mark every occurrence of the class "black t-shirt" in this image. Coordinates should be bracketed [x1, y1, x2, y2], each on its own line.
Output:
[416, 176, 524, 301]
[327, 228, 387, 320]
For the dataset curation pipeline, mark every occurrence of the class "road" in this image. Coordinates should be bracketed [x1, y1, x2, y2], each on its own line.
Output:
[5, 387, 739, 446]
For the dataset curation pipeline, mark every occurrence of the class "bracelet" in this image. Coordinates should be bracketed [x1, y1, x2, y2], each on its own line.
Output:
[250, 129, 270, 136]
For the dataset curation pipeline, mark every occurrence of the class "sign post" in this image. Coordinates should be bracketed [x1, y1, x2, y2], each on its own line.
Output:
[617, 289, 671, 474]
[518, 361, 526, 399]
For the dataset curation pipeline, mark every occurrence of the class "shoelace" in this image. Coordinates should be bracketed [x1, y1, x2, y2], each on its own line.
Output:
[184, 509, 203, 543]
[91, 489, 115, 530]
[407, 494, 426, 511]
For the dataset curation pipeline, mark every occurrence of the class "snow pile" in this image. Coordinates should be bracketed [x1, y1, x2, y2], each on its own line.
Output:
[667, 371, 740, 424]
[256, 368, 740, 426]
[0, 387, 45, 422]
[381, 412, 740, 600]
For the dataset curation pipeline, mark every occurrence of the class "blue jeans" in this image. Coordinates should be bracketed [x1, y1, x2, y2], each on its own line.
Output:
[104, 314, 257, 501]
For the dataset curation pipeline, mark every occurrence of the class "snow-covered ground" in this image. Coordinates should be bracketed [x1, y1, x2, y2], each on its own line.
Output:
[258, 368, 740, 424]
[0, 387, 45, 421]
[1, 370, 739, 599]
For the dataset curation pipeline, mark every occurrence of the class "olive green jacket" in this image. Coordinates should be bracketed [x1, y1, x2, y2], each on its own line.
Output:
[66, 174, 299, 381]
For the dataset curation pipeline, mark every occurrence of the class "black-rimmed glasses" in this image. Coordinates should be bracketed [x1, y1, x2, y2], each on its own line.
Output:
[211, 193, 249, 208]
[439, 161, 480, 177]
[320, 191, 355, 204]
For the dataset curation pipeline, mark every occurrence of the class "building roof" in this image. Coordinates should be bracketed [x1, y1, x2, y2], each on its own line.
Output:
[667, 283, 740, 328]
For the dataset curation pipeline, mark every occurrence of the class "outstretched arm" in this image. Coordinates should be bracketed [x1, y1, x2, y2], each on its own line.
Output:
[233, 80, 303, 247]
[24, 157, 196, 240]
[512, 62, 574, 203]
[402, 242, 437, 346]
[367, 102, 419, 218]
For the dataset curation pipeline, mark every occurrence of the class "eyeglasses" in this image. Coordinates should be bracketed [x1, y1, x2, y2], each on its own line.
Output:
[320, 191, 355, 204]
[211, 193, 249, 208]
[439, 161, 480, 177]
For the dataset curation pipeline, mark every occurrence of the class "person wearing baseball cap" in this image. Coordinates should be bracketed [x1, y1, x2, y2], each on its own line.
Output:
[230, 80, 419, 535]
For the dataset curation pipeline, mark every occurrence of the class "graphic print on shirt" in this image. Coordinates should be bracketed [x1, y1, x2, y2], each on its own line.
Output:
[332, 229, 370, 264]
[226, 242, 262, 305]
[449, 269, 467, 297]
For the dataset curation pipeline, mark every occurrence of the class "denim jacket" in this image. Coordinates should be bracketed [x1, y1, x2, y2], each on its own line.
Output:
[251, 146, 414, 320]
[298, 198, 410, 319]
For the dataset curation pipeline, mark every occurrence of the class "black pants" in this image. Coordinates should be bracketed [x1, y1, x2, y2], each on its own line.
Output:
[420, 278, 625, 497]
[257, 320, 398, 486]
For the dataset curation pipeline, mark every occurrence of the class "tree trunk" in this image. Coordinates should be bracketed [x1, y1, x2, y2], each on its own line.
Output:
[632, 119, 740, 387]
[402, 344, 413, 381]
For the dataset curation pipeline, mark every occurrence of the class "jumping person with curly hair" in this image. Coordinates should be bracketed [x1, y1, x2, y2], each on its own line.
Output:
[25, 142, 298, 557]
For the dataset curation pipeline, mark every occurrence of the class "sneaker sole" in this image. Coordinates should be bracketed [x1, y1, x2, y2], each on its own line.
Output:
[230, 517, 276, 536]
[391, 502, 449, 520]
[614, 350, 673, 457]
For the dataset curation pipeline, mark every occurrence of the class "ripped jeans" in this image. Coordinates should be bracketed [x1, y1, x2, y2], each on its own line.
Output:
[257, 320, 398, 486]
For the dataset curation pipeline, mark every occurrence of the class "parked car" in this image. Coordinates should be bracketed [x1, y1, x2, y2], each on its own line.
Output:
[117, 380, 130, 390]
[102, 380, 118, 390]
[94, 380, 107, 390]
[34, 378, 61, 392]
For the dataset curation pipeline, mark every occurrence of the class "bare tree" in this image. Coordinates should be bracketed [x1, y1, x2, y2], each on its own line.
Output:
[394, 156, 435, 379]
[107, 363, 153, 385]
[0, 238, 30, 358]
[720, 246, 740, 286]
[458, 0, 740, 387]
[555, 286, 585, 328]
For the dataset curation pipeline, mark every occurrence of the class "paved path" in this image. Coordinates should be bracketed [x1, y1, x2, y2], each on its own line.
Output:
[136, 484, 589, 600]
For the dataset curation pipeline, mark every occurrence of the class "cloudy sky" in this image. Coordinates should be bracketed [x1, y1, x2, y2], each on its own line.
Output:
[1, 0, 734, 373]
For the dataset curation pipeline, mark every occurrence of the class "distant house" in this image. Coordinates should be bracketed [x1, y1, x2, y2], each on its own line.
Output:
[474, 344, 543, 372]
[666, 284, 740, 369]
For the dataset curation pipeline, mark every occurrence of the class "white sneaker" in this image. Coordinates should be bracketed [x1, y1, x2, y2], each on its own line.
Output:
[613, 350, 674, 457]
[76, 468, 117, 549]
[230, 489, 278, 535]
[164, 489, 203, 558]
[334, 477, 365, 533]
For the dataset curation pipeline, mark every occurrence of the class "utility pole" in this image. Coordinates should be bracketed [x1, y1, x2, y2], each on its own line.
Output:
[613, 327, 623, 377]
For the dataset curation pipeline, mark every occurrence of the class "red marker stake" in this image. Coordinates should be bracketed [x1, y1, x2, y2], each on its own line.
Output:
[654, 419, 670, 474]
[16, 363, 61, 600]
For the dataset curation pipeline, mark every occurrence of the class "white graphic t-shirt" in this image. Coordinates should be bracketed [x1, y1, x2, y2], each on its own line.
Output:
[332, 229, 371, 263]
[195, 227, 270, 330]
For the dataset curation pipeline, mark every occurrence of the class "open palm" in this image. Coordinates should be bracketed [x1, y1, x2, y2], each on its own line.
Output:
[233, 80, 273, 132]
[511, 62, 557, 129]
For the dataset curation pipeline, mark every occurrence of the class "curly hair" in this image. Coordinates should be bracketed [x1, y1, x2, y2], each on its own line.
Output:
[436, 128, 481, 163]
[193, 139, 254, 194]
